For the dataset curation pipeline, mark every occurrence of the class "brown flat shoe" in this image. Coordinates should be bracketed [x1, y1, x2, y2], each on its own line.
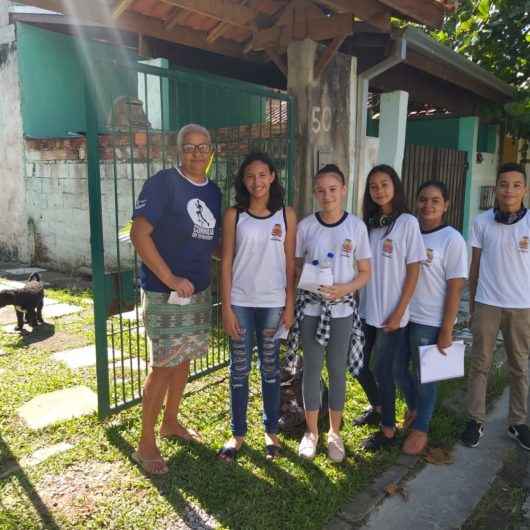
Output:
[402, 430, 428, 455]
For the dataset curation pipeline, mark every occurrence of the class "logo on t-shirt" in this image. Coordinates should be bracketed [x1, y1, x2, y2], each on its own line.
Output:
[271, 223, 283, 241]
[186, 198, 216, 240]
[423, 248, 434, 267]
[341, 239, 353, 257]
[135, 198, 147, 210]
[519, 236, 529, 253]
[382, 238, 393, 258]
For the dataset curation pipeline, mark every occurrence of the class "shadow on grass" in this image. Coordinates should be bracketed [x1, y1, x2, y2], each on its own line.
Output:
[105, 418, 354, 530]
[3, 323, 56, 348]
[0, 435, 60, 530]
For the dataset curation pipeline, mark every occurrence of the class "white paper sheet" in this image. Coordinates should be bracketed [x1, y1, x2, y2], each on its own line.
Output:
[419, 340, 465, 384]
[297, 262, 332, 294]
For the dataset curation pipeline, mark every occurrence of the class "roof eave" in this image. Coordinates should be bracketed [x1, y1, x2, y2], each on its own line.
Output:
[400, 26, 514, 100]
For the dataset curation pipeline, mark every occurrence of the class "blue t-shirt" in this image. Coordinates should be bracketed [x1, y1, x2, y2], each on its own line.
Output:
[132, 167, 222, 293]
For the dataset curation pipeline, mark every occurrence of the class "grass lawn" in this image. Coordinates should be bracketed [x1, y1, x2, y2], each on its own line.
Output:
[0, 286, 507, 530]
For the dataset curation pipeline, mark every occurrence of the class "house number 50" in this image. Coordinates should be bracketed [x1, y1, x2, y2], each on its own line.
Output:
[311, 106, 332, 133]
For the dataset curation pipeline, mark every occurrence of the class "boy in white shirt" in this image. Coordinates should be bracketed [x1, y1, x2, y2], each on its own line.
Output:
[462, 163, 530, 450]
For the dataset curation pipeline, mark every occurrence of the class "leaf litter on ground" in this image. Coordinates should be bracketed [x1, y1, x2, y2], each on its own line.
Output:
[424, 447, 454, 465]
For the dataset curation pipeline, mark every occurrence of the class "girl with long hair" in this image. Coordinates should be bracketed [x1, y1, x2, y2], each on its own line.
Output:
[219, 152, 296, 461]
[396, 181, 467, 454]
[353, 164, 426, 451]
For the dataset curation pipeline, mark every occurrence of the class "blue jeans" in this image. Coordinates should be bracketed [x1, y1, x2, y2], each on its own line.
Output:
[395, 322, 439, 433]
[358, 323, 406, 429]
[229, 306, 282, 437]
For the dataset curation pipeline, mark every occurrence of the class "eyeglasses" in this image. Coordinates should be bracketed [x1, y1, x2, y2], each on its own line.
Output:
[182, 143, 212, 154]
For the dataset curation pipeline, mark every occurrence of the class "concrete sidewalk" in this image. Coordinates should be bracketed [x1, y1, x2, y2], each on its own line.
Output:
[359, 386, 518, 530]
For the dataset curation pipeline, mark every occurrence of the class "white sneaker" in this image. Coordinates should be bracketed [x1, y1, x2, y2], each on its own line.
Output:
[298, 432, 318, 459]
[327, 432, 345, 463]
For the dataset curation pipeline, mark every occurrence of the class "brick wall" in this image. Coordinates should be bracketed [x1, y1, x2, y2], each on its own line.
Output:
[24, 133, 177, 271]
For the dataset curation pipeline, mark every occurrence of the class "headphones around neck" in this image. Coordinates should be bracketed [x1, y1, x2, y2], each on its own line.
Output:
[368, 214, 395, 228]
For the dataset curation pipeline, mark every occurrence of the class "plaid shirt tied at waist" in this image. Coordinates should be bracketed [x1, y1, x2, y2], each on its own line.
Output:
[286, 290, 365, 376]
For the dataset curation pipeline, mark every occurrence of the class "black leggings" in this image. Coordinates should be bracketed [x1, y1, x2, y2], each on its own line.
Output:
[355, 323, 381, 408]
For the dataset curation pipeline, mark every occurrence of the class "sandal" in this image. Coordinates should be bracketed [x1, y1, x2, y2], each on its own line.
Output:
[131, 451, 168, 475]
[402, 430, 428, 455]
[160, 424, 202, 443]
[217, 446, 240, 463]
[265, 444, 281, 460]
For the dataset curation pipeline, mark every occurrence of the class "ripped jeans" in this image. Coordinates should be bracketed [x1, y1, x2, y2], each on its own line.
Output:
[229, 305, 282, 437]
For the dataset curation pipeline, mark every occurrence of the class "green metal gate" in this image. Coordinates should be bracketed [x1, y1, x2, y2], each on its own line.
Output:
[84, 58, 295, 418]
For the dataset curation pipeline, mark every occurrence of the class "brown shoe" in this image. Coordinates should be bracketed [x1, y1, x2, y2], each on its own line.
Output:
[402, 430, 428, 455]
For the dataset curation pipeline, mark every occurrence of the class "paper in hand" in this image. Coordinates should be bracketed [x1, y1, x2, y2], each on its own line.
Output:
[273, 324, 290, 340]
[168, 292, 191, 305]
[419, 341, 465, 384]
[297, 262, 332, 294]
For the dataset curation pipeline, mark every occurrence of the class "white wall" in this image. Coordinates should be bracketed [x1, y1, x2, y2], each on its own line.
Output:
[0, 34, 31, 262]
[468, 151, 499, 226]
[24, 155, 172, 271]
[353, 136, 379, 216]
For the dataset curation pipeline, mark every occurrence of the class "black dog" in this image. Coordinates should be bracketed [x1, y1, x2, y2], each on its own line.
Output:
[0, 272, 44, 332]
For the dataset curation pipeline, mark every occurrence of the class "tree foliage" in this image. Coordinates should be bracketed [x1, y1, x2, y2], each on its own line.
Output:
[433, 0, 529, 90]
[432, 0, 530, 143]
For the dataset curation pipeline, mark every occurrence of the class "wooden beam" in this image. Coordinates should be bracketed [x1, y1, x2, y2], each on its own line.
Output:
[15, 0, 247, 58]
[112, 0, 135, 20]
[314, 33, 347, 79]
[307, 12, 352, 41]
[207, 0, 249, 43]
[158, 0, 258, 29]
[265, 47, 287, 77]
[316, 0, 390, 32]
[138, 33, 152, 58]
[164, 7, 189, 30]
[251, 12, 352, 50]
[316, 0, 381, 16]
[377, 0, 444, 27]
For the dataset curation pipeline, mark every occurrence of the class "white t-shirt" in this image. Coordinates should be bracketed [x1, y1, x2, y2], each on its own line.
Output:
[360, 213, 426, 328]
[470, 209, 530, 309]
[296, 212, 372, 318]
[231, 209, 287, 307]
[410, 226, 468, 327]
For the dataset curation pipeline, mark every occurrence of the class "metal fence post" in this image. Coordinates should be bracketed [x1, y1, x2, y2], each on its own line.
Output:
[84, 72, 111, 419]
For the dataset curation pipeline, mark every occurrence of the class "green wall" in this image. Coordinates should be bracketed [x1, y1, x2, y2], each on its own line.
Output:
[367, 116, 379, 138]
[405, 118, 460, 149]
[17, 23, 137, 137]
[477, 123, 497, 154]
[168, 70, 265, 130]
[17, 23, 271, 138]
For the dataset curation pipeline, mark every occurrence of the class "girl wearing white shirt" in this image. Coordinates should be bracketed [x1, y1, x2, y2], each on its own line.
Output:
[219, 152, 297, 462]
[355, 164, 426, 451]
[396, 181, 467, 455]
[294, 164, 371, 462]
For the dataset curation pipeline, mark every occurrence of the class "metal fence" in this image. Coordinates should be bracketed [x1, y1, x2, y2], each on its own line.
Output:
[85, 58, 295, 418]
[402, 144, 468, 231]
